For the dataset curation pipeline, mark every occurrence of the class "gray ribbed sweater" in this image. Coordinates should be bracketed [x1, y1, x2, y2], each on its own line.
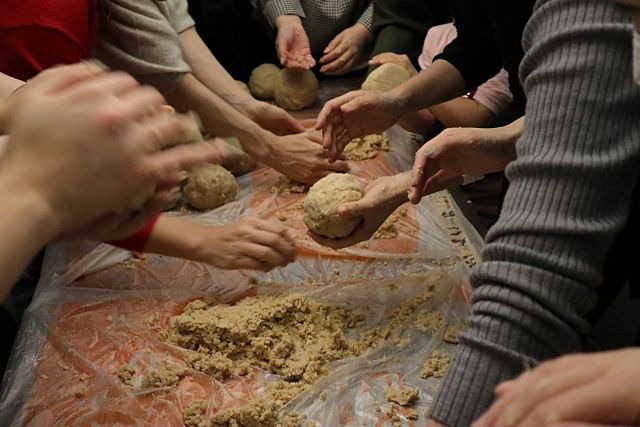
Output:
[430, 1, 640, 426]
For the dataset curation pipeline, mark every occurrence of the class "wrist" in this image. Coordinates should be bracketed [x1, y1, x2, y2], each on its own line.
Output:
[0, 166, 60, 242]
[275, 14, 303, 30]
[352, 22, 373, 43]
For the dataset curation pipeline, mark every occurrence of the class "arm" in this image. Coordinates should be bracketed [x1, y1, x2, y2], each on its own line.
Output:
[427, 97, 496, 129]
[316, 58, 467, 161]
[166, 74, 348, 184]
[0, 173, 57, 300]
[428, 3, 640, 426]
[0, 73, 24, 133]
[178, 27, 304, 135]
[143, 215, 296, 271]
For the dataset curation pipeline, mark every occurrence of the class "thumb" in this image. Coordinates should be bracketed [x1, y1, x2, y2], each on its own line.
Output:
[337, 201, 364, 218]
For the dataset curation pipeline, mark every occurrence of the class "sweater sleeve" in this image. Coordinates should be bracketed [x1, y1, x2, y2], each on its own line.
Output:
[356, 3, 373, 30]
[261, 0, 305, 26]
[429, 1, 640, 426]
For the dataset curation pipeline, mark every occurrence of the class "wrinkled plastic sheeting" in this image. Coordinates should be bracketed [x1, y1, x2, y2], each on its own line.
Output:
[35, 125, 466, 293]
[0, 266, 469, 426]
[0, 122, 483, 426]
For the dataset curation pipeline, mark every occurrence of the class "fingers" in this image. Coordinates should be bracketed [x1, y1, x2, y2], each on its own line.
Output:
[319, 37, 346, 65]
[242, 241, 291, 269]
[474, 366, 597, 427]
[336, 200, 366, 219]
[316, 90, 362, 130]
[143, 141, 221, 180]
[135, 113, 202, 152]
[32, 61, 106, 94]
[410, 144, 438, 204]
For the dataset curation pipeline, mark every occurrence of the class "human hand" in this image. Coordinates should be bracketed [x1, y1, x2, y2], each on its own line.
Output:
[2, 63, 218, 236]
[309, 173, 410, 249]
[275, 15, 316, 70]
[197, 218, 296, 271]
[472, 349, 640, 427]
[263, 131, 349, 184]
[315, 90, 405, 161]
[409, 126, 517, 204]
[319, 23, 372, 75]
[242, 99, 305, 135]
[368, 52, 418, 77]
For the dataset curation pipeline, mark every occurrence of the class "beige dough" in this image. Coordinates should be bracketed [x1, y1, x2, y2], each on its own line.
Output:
[273, 69, 318, 110]
[248, 63, 280, 99]
[304, 173, 364, 238]
[362, 63, 411, 92]
[184, 164, 238, 210]
[220, 137, 257, 176]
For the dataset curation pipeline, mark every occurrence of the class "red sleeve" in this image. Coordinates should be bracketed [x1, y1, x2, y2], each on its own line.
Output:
[108, 214, 160, 252]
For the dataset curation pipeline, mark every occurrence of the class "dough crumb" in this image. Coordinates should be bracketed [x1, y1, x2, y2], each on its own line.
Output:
[420, 350, 450, 379]
[140, 361, 189, 388]
[415, 311, 444, 332]
[443, 325, 461, 344]
[116, 365, 136, 386]
[183, 400, 207, 427]
[209, 381, 307, 427]
[74, 386, 86, 398]
[372, 207, 408, 240]
[406, 408, 419, 420]
[343, 134, 390, 161]
[386, 386, 419, 406]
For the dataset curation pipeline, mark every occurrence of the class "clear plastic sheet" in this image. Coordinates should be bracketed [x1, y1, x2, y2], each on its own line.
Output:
[0, 114, 483, 425]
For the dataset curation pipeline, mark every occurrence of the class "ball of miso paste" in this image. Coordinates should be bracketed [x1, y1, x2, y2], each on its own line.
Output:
[362, 63, 411, 92]
[304, 173, 364, 238]
[248, 63, 280, 99]
[274, 69, 318, 110]
[184, 164, 238, 210]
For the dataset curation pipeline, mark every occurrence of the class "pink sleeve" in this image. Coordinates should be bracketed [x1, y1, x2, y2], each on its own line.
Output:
[418, 23, 458, 71]
[471, 68, 513, 116]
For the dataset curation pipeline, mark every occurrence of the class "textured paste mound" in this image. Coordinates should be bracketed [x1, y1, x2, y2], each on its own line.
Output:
[274, 69, 318, 110]
[184, 164, 238, 210]
[343, 133, 390, 160]
[248, 63, 280, 99]
[304, 173, 364, 238]
[362, 63, 411, 92]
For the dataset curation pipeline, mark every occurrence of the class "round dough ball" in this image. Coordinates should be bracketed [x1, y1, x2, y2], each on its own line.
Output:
[248, 63, 280, 99]
[220, 137, 257, 176]
[274, 69, 318, 110]
[362, 63, 411, 92]
[184, 164, 238, 210]
[304, 173, 364, 238]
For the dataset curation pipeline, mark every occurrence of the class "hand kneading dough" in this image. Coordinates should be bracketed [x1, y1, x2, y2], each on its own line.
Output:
[304, 173, 364, 238]
[274, 69, 318, 110]
[184, 164, 238, 210]
[362, 63, 411, 92]
[248, 64, 280, 99]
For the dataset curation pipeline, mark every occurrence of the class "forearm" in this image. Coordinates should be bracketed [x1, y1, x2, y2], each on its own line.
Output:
[430, 3, 640, 425]
[428, 98, 496, 129]
[178, 28, 253, 109]
[392, 60, 467, 116]
[144, 215, 209, 262]
[0, 172, 57, 300]
[165, 73, 275, 159]
[0, 73, 25, 133]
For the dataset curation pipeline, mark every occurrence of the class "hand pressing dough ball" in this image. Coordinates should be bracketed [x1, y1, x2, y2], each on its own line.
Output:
[304, 173, 364, 238]
[248, 63, 280, 99]
[184, 164, 238, 210]
[274, 69, 318, 110]
[362, 63, 411, 92]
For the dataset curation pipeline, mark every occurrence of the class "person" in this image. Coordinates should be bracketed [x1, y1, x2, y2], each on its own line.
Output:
[258, 0, 374, 75]
[368, 0, 450, 71]
[310, 118, 521, 249]
[369, 22, 513, 136]
[94, 0, 348, 184]
[316, 1, 535, 162]
[0, 63, 220, 299]
[311, 21, 516, 248]
[419, 0, 640, 425]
